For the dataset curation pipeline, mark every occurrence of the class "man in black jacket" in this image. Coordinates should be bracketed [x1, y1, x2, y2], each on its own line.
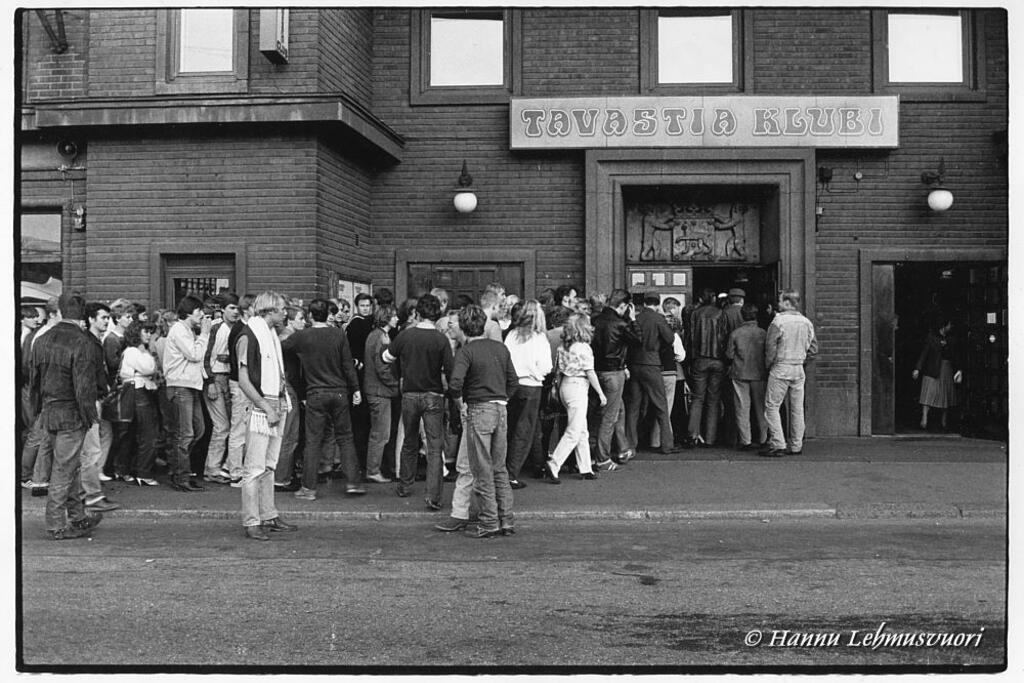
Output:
[625, 293, 681, 456]
[686, 288, 729, 447]
[591, 289, 642, 469]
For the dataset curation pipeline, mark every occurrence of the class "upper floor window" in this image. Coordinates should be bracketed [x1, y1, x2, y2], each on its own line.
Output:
[640, 9, 748, 93]
[872, 10, 985, 101]
[156, 9, 249, 95]
[410, 9, 521, 105]
[179, 8, 234, 73]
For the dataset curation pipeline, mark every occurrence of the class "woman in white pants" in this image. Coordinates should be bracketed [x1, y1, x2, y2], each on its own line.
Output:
[545, 314, 607, 483]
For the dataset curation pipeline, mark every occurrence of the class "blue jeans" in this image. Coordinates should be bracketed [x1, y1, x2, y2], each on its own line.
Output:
[167, 386, 205, 484]
[464, 402, 513, 531]
[624, 364, 673, 451]
[276, 384, 301, 484]
[399, 391, 445, 502]
[21, 413, 54, 484]
[241, 397, 284, 527]
[686, 357, 725, 445]
[765, 364, 806, 451]
[505, 384, 541, 480]
[45, 427, 89, 531]
[302, 389, 359, 491]
[596, 370, 628, 461]
[367, 395, 400, 477]
[203, 374, 231, 477]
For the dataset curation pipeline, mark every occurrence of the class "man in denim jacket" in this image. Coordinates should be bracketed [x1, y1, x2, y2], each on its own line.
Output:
[760, 290, 817, 457]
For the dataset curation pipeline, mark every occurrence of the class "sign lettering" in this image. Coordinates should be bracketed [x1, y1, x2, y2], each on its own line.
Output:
[510, 96, 899, 149]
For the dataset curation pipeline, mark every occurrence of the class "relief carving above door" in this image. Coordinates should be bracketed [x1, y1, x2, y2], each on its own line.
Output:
[625, 200, 761, 263]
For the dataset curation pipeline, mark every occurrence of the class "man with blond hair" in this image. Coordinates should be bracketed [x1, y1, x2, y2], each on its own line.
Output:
[235, 291, 297, 540]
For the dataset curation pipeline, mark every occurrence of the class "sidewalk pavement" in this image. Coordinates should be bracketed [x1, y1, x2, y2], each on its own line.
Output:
[18, 436, 1007, 524]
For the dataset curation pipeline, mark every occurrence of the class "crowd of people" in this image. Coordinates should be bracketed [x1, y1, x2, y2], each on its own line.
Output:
[19, 280, 819, 541]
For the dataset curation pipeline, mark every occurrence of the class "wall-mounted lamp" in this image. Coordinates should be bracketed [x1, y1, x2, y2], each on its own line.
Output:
[70, 204, 86, 231]
[921, 158, 953, 212]
[453, 160, 477, 214]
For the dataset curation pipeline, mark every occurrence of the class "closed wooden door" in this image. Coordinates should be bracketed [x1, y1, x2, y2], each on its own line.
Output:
[871, 263, 896, 434]
[962, 264, 1008, 440]
[407, 262, 525, 303]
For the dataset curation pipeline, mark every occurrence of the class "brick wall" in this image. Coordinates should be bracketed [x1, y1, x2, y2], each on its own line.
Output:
[752, 9, 873, 93]
[318, 9, 374, 108]
[84, 133, 320, 304]
[23, 9, 89, 101]
[249, 9, 319, 95]
[315, 143, 374, 294]
[86, 9, 156, 98]
[371, 9, 587, 296]
[521, 8, 639, 96]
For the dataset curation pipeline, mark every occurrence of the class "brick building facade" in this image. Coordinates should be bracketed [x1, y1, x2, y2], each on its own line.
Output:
[17, 7, 1008, 439]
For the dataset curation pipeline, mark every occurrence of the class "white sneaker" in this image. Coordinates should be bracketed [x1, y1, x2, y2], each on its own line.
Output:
[365, 473, 391, 484]
[20, 480, 33, 489]
[98, 473, 113, 482]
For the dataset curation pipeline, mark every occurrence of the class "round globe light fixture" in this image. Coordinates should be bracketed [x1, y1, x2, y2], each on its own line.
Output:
[453, 160, 477, 214]
[926, 188, 954, 212]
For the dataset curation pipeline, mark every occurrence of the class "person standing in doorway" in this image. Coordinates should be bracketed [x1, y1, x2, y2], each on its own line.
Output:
[912, 317, 962, 431]
[685, 288, 728, 448]
[761, 290, 817, 457]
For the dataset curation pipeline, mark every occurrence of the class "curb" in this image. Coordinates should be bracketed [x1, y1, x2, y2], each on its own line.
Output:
[18, 505, 1006, 522]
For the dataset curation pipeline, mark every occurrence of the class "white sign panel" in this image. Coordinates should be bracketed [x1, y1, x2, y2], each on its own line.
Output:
[510, 96, 899, 149]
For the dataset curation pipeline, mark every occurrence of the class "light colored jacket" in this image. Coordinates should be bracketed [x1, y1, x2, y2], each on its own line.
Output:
[163, 320, 209, 390]
[765, 310, 817, 367]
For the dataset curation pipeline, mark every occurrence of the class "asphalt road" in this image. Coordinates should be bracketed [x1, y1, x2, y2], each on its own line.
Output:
[18, 517, 1006, 672]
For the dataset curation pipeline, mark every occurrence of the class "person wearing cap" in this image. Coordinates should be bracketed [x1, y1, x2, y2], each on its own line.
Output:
[724, 288, 746, 335]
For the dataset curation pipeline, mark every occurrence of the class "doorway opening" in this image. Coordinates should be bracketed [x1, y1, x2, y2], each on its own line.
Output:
[892, 261, 1007, 439]
[691, 264, 778, 322]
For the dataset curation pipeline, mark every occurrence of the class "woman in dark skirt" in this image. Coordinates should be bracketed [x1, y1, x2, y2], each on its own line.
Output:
[912, 318, 962, 430]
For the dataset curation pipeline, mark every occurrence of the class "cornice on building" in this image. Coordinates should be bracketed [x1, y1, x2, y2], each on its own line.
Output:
[22, 93, 405, 164]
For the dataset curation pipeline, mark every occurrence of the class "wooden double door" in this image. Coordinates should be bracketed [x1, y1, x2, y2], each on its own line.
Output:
[407, 262, 525, 303]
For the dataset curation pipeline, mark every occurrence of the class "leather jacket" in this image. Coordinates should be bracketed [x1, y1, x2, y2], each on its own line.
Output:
[591, 307, 641, 372]
[688, 304, 728, 361]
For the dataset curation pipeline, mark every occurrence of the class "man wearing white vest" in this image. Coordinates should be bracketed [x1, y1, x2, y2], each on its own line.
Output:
[235, 291, 297, 541]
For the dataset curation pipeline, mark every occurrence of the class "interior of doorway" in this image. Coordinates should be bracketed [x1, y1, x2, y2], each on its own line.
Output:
[691, 265, 777, 321]
[893, 262, 968, 435]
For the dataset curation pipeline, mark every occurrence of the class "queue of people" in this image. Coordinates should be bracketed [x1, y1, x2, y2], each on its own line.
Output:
[19, 280, 820, 541]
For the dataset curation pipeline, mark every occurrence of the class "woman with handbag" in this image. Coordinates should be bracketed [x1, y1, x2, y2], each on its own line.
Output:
[544, 313, 607, 484]
[117, 321, 162, 486]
